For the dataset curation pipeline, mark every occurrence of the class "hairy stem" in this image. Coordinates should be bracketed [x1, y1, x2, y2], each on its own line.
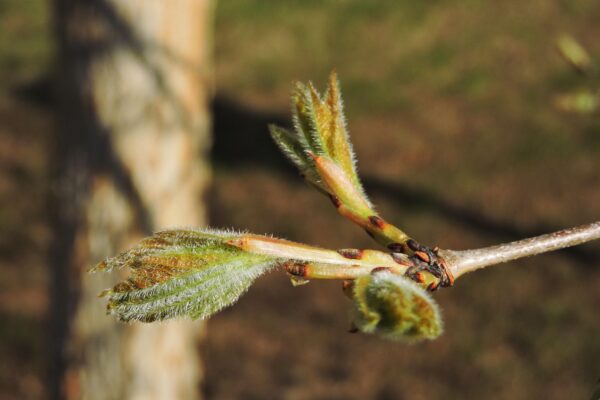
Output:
[442, 221, 600, 278]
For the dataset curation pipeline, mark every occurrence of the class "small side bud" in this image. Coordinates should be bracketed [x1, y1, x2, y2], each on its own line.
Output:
[368, 215, 386, 229]
[337, 248, 364, 259]
[284, 261, 308, 277]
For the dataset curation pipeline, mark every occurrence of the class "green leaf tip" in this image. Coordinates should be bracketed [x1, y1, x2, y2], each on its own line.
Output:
[271, 72, 415, 248]
[93, 228, 280, 322]
[271, 71, 371, 208]
[352, 271, 443, 341]
[268, 124, 325, 192]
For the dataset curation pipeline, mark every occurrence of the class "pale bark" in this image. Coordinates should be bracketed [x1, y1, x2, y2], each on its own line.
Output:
[442, 221, 600, 278]
[50, 1, 214, 399]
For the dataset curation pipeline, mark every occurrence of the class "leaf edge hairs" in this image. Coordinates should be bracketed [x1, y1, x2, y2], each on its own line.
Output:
[352, 270, 443, 341]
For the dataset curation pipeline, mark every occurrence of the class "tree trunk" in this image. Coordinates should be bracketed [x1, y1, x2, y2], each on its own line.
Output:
[50, 1, 214, 399]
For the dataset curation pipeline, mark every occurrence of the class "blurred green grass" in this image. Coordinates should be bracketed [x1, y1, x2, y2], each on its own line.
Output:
[0, 1, 50, 81]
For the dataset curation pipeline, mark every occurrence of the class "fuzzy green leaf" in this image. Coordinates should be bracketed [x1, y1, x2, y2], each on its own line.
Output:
[268, 124, 324, 191]
[271, 72, 414, 247]
[292, 81, 326, 155]
[268, 124, 309, 169]
[274, 72, 372, 206]
[352, 271, 443, 341]
[321, 72, 363, 195]
[92, 229, 279, 322]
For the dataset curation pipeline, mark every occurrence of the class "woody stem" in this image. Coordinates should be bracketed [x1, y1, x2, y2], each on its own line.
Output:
[441, 221, 600, 279]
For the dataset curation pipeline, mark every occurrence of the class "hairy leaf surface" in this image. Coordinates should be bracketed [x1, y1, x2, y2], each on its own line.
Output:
[270, 72, 371, 207]
[352, 271, 443, 341]
[92, 229, 280, 322]
[270, 73, 416, 247]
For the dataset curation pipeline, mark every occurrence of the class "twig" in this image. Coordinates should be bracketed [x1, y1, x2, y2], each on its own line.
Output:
[441, 221, 600, 278]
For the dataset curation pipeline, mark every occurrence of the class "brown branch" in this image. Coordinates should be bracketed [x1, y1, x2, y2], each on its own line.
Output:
[441, 221, 600, 279]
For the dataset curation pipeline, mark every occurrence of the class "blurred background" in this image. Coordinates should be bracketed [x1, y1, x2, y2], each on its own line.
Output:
[1, 0, 599, 399]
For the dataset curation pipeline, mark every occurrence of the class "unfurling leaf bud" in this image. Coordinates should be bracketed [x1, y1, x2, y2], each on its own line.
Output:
[269, 73, 371, 203]
[91, 229, 279, 322]
[352, 270, 443, 341]
[270, 72, 413, 247]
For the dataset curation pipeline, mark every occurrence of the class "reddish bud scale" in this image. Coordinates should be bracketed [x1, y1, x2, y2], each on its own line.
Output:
[407, 239, 422, 252]
[414, 251, 431, 263]
[370, 267, 391, 275]
[369, 215, 386, 229]
[440, 260, 455, 287]
[337, 248, 364, 259]
[342, 279, 355, 299]
[329, 194, 342, 208]
[284, 262, 309, 277]
[392, 254, 413, 267]
[414, 272, 425, 283]
[388, 242, 408, 254]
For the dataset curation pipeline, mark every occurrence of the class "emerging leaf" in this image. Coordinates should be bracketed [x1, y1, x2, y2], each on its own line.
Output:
[93, 228, 417, 323]
[269, 124, 326, 193]
[270, 72, 412, 247]
[352, 270, 443, 341]
[92, 229, 280, 322]
[270, 72, 371, 207]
